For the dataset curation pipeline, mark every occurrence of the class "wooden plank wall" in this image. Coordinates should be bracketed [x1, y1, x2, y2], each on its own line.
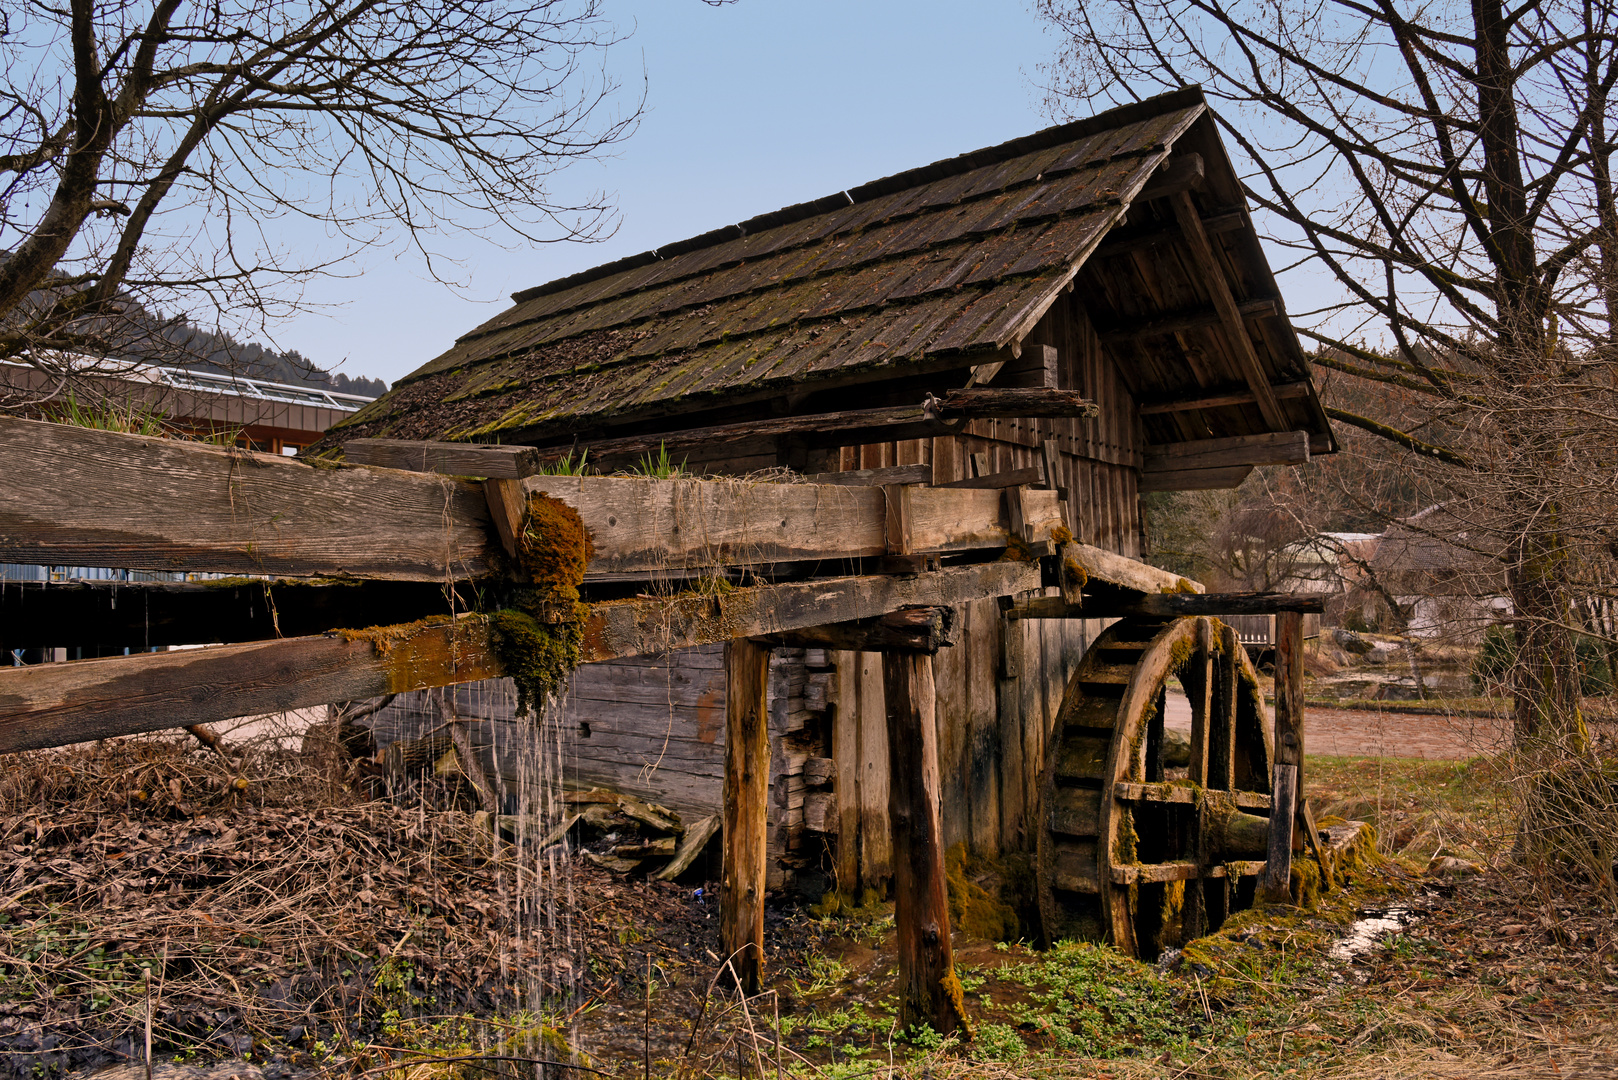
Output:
[364, 646, 817, 888]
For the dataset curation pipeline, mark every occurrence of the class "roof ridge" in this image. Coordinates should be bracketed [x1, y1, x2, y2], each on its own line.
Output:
[505, 87, 1207, 308]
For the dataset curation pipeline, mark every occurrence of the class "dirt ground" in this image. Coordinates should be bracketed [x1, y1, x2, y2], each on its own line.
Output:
[1164, 691, 1512, 759]
[6, 719, 1618, 1079]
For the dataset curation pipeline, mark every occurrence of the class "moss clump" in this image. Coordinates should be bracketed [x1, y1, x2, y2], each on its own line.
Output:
[1051, 525, 1074, 545]
[490, 604, 584, 717]
[1289, 856, 1323, 909]
[516, 493, 594, 599]
[809, 886, 888, 920]
[945, 843, 1020, 942]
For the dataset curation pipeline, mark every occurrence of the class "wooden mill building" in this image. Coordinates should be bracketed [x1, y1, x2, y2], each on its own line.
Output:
[309, 87, 1333, 900]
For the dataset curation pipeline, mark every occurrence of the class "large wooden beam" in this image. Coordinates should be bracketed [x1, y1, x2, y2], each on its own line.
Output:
[1097, 298, 1277, 345]
[1138, 465, 1254, 493]
[1143, 431, 1310, 473]
[1169, 191, 1289, 430]
[752, 606, 957, 654]
[721, 638, 771, 995]
[1004, 591, 1324, 621]
[523, 475, 1066, 578]
[342, 438, 543, 478]
[0, 578, 457, 650]
[1050, 542, 1203, 597]
[0, 417, 1065, 583]
[1137, 380, 1313, 417]
[0, 416, 496, 581]
[0, 560, 1043, 753]
[884, 652, 965, 1037]
[0, 616, 503, 754]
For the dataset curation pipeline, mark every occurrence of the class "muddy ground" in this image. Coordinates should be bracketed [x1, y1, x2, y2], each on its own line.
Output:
[4, 731, 1618, 1079]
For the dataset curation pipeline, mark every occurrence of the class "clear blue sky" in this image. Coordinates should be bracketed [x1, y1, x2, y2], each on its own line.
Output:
[276, 1, 1059, 385]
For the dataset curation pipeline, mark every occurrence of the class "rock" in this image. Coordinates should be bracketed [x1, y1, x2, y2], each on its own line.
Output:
[1333, 628, 1373, 656]
[1162, 727, 1192, 768]
[1426, 855, 1483, 878]
[1365, 642, 1403, 664]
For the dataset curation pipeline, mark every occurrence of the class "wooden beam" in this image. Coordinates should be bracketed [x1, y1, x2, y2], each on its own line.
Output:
[1138, 380, 1313, 417]
[936, 466, 1044, 490]
[0, 578, 457, 650]
[1098, 298, 1278, 345]
[1143, 431, 1310, 473]
[1169, 191, 1289, 430]
[801, 464, 933, 487]
[0, 616, 504, 754]
[343, 438, 543, 478]
[721, 638, 771, 995]
[522, 475, 1067, 577]
[0, 417, 1066, 583]
[1094, 208, 1248, 259]
[931, 387, 1097, 420]
[1004, 591, 1324, 621]
[1134, 153, 1204, 203]
[1138, 465, 1254, 493]
[0, 416, 497, 581]
[752, 606, 957, 653]
[0, 560, 1044, 754]
[1262, 611, 1306, 903]
[884, 652, 965, 1036]
[1053, 542, 1203, 596]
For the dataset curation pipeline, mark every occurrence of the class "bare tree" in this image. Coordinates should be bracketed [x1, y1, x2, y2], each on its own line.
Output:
[0, 0, 640, 397]
[1038, 0, 1618, 742]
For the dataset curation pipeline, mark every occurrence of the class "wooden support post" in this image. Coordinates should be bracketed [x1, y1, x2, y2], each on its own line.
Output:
[1261, 611, 1306, 902]
[883, 651, 967, 1038]
[1215, 621, 1239, 790]
[1188, 618, 1213, 786]
[481, 478, 528, 561]
[722, 638, 771, 996]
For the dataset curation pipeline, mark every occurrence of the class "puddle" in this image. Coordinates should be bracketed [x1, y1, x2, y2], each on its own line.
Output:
[1329, 907, 1415, 961]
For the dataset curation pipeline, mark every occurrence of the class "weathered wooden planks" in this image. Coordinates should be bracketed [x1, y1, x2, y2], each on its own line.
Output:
[523, 475, 1066, 576]
[1005, 591, 1324, 620]
[0, 416, 496, 581]
[1143, 431, 1310, 473]
[0, 560, 1043, 753]
[0, 617, 503, 753]
[343, 438, 543, 478]
[0, 416, 1067, 585]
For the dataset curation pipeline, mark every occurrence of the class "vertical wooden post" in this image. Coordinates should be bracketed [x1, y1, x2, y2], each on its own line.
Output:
[1261, 612, 1305, 903]
[883, 651, 967, 1038]
[722, 638, 771, 994]
[1188, 618, 1213, 786]
[1214, 622, 1239, 790]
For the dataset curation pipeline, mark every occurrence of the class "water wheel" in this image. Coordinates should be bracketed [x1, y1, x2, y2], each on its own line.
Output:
[1036, 615, 1277, 958]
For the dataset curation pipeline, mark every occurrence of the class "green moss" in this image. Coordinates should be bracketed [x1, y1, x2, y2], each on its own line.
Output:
[337, 615, 455, 656]
[938, 969, 976, 1041]
[1051, 525, 1074, 546]
[490, 604, 584, 717]
[945, 843, 1020, 942]
[516, 493, 594, 598]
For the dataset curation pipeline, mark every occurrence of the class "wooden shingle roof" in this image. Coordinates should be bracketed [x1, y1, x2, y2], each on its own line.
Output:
[316, 89, 1331, 455]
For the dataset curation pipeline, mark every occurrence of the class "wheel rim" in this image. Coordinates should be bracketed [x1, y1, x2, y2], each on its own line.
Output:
[1036, 616, 1275, 957]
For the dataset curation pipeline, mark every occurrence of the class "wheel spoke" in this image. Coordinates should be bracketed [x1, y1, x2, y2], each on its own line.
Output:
[1187, 617, 1214, 785]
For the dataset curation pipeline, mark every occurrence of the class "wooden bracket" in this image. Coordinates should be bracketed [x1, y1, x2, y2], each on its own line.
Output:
[883, 484, 915, 555]
[482, 477, 528, 561]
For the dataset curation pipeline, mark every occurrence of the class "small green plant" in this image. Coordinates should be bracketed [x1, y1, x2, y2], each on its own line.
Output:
[630, 442, 686, 479]
[972, 1022, 1029, 1061]
[539, 449, 589, 475]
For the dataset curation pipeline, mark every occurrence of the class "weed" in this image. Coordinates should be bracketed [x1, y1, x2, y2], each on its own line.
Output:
[628, 442, 686, 479]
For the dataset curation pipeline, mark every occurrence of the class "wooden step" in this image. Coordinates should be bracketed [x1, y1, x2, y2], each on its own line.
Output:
[1050, 839, 1100, 893]
[1113, 781, 1271, 811]
[1048, 786, 1103, 836]
[1055, 695, 1119, 731]
[1081, 662, 1136, 685]
[1055, 733, 1112, 781]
